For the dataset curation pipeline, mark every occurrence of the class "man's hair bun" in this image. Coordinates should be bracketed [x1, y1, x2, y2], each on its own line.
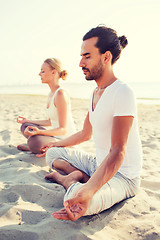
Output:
[118, 35, 128, 49]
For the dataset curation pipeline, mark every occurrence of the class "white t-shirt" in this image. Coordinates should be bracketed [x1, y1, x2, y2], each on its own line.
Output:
[89, 80, 142, 179]
[46, 88, 76, 139]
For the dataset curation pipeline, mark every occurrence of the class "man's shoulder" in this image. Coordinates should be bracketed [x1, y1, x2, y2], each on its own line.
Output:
[115, 80, 134, 94]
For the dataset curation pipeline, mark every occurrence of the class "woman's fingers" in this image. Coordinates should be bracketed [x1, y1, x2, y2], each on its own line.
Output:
[17, 116, 25, 123]
[36, 152, 46, 157]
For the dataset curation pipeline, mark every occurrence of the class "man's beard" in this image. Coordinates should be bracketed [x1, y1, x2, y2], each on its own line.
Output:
[83, 60, 104, 81]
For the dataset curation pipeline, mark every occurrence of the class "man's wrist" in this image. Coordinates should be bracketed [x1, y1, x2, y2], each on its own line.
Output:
[83, 182, 96, 199]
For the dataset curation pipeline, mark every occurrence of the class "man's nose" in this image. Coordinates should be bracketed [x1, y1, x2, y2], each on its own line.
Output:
[79, 59, 85, 68]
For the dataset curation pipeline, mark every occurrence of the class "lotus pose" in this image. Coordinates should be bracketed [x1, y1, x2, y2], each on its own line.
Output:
[43, 26, 142, 221]
[17, 58, 76, 154]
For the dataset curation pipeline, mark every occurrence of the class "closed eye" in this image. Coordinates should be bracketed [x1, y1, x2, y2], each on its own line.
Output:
[81, 53, 90, 59]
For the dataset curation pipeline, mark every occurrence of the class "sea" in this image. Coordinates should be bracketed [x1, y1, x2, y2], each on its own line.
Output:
[0, 81, 160, 105]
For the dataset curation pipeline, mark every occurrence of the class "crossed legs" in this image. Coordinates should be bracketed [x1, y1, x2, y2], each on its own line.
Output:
[45, 147, 95, 188]
[45, 147, 139, 218]
[45, 170, 86, 190]
[45, 158, 90, 187]
[18, 122, 56, 154]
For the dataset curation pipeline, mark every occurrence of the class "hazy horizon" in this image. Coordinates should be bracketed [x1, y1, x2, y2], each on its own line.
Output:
[0, 0, 160, 86]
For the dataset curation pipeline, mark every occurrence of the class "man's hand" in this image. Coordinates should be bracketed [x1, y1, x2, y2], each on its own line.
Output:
[36, 142, 57, 157]
[52, 185, 92, 221]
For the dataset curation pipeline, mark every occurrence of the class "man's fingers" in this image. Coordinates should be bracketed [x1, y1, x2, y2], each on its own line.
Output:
[52, 207, 80, 221]
[52, 209, 70, 220]
[52, 201, 85, 221]
[65, 204, 84, 221]
[64, 199, 85, 221]
[64, 197, 79, 208]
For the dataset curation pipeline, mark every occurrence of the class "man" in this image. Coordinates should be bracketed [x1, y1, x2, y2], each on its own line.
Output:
[41, 26, 142, 221]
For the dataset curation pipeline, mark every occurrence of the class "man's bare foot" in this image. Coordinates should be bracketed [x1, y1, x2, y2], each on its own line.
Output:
[17, 144, 30, 151]
[45, 170, 84, 190]
[45, 170, 59, 183]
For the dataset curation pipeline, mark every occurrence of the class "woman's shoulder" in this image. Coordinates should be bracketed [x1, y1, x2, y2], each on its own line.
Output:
[54, 88, 70, 105]
[55, 88, 69, 97]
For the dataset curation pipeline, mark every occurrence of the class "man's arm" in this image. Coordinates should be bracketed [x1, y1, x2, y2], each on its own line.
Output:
[42, 112, 92, 149]
[85, 116, 133, 195]
[56, 112, 92, 147]
[37, 112, 92, 157]
[53, 115, 134, 221]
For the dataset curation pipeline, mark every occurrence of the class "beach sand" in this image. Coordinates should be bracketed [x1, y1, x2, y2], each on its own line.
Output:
[0, 94, 160, 240]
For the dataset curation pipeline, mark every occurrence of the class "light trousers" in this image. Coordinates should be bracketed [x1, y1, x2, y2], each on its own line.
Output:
[46, 147, 140, 215]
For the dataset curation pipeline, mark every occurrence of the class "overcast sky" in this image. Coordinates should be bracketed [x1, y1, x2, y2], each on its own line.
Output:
[0, 0, 159, 86]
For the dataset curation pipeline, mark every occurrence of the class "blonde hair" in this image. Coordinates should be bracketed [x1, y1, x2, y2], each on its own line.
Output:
[44, 58, 68, 80]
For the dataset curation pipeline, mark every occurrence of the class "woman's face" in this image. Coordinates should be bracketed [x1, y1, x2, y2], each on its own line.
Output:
[39, 62, 54, 84]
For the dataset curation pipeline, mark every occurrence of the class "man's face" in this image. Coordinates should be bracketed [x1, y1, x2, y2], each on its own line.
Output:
[79, 37, 105, 81]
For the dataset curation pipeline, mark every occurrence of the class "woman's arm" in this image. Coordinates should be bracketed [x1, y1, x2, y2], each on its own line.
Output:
[54, 111, 92, 147]
[38, 89, 69, 136]
[17, 116, 51, 126]
[37, 112, 92, 157]
[24, 89, 71, 137]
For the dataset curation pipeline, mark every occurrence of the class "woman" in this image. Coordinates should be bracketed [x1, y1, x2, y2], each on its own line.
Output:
[17, 58, 76, 154]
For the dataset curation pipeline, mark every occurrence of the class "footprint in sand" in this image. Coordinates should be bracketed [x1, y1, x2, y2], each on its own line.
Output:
[141, 180, 160, 191]
[0, 130, 11, 144]
[0, 230, 39, 240]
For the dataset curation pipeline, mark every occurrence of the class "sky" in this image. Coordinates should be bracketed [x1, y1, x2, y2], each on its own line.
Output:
[0, 0, 160, 86]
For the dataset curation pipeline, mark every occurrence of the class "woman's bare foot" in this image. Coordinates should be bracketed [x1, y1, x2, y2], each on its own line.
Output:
[45, 170, 84, 190]
[17, 144, 30, 151]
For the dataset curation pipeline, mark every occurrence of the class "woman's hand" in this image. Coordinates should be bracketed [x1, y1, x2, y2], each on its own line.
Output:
[17, 116, 28, 124]
[36, 142, 57, 157]
[24, 126, 40, 137]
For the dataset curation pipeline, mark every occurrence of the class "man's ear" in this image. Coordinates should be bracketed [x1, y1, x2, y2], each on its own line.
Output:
[104, 51, 112, 64]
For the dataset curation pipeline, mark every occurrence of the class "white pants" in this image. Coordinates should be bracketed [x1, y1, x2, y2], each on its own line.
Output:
[46, 147, 140, 216]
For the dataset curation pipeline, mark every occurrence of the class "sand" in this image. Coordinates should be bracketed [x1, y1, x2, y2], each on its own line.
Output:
[0, 94, 160, 240]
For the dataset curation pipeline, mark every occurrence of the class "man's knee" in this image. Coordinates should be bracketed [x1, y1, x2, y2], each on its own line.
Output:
[64, 182, 83, 202]
[46, 147, 60, 168]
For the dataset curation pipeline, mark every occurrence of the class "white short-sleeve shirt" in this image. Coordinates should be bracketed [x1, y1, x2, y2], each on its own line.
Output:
[89, 80, 142, 179]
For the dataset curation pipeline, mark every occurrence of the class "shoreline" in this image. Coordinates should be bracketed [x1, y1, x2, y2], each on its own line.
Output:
[0, 94, 160, 239]
[1, 93, 160, 106]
